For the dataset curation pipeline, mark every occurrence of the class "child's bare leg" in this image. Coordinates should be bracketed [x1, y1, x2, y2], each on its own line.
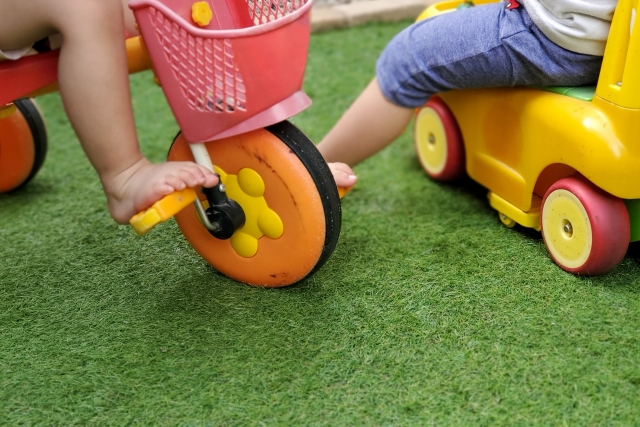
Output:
[318, 78, 414, 167]
[0, 0, 217, 224]
[122, 0, 139, 37]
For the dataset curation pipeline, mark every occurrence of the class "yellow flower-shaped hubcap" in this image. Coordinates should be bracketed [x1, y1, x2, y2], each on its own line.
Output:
[214, 166, 284, 258]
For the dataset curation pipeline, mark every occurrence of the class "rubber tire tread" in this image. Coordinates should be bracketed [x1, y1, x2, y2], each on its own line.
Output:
[12, 98, 47, 191]
[265, 121, 342, 280]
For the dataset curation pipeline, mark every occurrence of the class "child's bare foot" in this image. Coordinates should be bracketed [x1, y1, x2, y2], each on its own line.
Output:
[329, 162, 357, 189]
[102, 158, 219, 224]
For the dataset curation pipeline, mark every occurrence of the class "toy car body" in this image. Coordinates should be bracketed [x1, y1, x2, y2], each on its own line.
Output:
[414, 0, 640, 274]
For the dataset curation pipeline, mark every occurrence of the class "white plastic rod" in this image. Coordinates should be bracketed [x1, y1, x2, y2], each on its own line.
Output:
[189, 143, 215, 172]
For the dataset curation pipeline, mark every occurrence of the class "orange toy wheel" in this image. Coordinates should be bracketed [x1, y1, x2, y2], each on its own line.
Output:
[0, 99, 47, 193]
[168, 121, 342, 287]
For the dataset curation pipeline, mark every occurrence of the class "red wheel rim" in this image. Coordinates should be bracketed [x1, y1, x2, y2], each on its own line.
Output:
[541, 175, 629, 275]
[413, 96, 465, 181]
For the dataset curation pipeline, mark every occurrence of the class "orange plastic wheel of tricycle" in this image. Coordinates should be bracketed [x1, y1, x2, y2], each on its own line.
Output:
[168, 121, 342, 287]
[414, 96, 466, 181]
[0, 99, 47, 193]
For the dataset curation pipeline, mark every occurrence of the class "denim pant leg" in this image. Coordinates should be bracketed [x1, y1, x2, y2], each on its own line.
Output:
[376, 2, 604, 108]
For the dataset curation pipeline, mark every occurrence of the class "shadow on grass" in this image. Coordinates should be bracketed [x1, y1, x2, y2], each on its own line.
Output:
[0, 180, 55, 202]
[405, 157, 640, 290]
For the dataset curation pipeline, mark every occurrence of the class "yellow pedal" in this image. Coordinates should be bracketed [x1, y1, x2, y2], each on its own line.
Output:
[129, 187, 198, 236]
[338, 185, 353, 199]
[0, 103, 17, 119]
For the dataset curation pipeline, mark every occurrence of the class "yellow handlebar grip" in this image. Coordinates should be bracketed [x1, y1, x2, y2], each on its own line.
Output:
[130, 187, 198, 235]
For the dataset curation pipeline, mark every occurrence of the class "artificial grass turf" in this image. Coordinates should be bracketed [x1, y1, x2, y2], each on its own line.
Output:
[2, 20, 640, 426]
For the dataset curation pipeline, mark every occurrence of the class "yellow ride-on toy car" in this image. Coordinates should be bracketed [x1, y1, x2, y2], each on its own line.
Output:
[414, 0, 640, 275]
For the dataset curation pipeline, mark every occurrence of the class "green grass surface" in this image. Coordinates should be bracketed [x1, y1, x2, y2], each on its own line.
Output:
[2, 21, 640, 425]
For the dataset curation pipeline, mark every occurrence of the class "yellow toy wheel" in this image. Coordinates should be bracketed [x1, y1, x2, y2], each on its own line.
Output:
[540, 175, 629, 275]
[499, 212, 516, 228]
[168, 121, 342, 287]
[414, 96, 465, 181]
[0, 99, 47, 193]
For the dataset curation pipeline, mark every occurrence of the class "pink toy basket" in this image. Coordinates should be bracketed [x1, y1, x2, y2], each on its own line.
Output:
[129, 0, 313, 143]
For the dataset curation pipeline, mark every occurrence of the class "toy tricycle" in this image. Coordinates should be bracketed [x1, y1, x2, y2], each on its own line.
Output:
[414, 0, 640, 275]
[0, 0, 342, 287]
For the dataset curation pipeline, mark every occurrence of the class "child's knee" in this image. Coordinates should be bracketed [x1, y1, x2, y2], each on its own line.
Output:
[56, 0, 124, 28]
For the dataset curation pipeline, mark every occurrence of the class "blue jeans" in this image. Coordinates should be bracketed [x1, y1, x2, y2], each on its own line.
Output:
[376, 2, 603, 108]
